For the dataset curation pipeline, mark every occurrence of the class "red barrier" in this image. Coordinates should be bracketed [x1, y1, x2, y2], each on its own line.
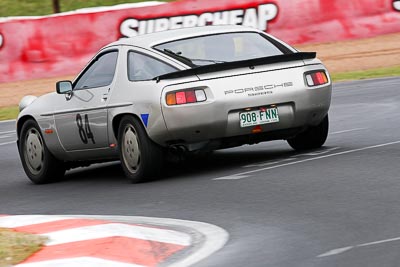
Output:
[0, 0, 399, 82]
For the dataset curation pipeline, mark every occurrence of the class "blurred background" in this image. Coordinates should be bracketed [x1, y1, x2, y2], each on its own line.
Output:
[0, 0, 399, 120]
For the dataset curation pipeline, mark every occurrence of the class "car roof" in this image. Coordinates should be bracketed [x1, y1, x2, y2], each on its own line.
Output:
[108, 25, 261, 49]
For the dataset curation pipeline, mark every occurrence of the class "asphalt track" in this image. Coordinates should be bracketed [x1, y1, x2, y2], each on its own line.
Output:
[1, 77, 400, 267]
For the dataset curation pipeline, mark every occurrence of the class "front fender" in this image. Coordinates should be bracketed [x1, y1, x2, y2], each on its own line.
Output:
[16, 93, 67, 160]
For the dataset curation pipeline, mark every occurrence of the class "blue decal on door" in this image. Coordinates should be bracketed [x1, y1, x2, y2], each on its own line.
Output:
[140, 114, 149, 127]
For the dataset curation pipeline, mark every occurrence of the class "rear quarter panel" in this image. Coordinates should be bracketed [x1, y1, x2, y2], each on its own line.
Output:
[107, 45, 199, 146]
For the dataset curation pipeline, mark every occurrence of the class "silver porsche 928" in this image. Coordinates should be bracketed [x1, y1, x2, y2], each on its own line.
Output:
[17, 25, 332, 184]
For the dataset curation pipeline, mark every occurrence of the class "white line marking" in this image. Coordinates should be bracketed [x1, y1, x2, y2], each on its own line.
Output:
[0, 134, 13, 139]
[318, 235, 400, 258]
[44, 223, 191, 246]
[317, 246, 353, 257]
[0, 141, 15, 146]
[0, 130, 15, 134]
[0, 119, 16, 124]
[300, 147, 340, 156]
[243, 161, 280, 168]
[280, 158, 294, 162]
[293, 147, 339, 158]
[0, 215, 73, 228]
[214, 175, 250, 180]
[16, 257, 145, 267]
[330, 128, 366, 135]
[213, 140, 400, 180]
[358, 236, 400, 247]
[243, 158, 295, 168]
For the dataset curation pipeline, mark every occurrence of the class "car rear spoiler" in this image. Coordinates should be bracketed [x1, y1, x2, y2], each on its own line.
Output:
[155, 52, 316, 81]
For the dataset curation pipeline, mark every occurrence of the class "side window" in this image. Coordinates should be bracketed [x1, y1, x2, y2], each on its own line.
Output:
[128, 51, 177, 81]
[74, 51, 118, 89]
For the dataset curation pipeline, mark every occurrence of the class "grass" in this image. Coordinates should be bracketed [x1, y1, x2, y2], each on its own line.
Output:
[0, 228, 46, 266]
[331, 65, 400, 82]
[0, 67, 399, 121]
[0, 106, 19, 121]
[0, 0, 172, 17]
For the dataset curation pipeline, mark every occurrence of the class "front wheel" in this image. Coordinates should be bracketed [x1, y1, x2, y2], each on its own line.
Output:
[118, 116, 164, 183]
[18, 119, 65, 184]
[287, 115, 329, 151]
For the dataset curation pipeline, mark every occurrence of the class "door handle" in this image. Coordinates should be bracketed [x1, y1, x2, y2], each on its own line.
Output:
[101, 94, 108, 102]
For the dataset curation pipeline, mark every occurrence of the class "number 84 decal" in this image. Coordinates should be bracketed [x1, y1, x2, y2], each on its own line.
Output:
[76, 114, 96, 144]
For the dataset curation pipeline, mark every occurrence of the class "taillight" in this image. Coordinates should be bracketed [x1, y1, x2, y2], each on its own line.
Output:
[305, 70, 329, 87]
[166, 89, 207, 106]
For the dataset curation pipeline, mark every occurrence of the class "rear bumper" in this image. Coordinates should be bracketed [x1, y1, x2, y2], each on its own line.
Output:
[201, 127, 305, 151]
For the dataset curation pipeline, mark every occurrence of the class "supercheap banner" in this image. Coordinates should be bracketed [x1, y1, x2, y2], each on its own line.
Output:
[0, 0, 399, 82]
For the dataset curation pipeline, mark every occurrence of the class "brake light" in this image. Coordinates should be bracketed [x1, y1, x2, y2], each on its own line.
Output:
[305, 71, 328, 87]
[176, 92, 186, 104]
[185, 90, 197, 103]
[166, 89, 207, 105]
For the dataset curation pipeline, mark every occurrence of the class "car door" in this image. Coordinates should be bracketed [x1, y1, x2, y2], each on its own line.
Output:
[54, 49, 119, 151]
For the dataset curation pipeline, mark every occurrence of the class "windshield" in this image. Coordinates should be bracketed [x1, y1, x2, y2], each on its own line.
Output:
[154, 32, 287, 67]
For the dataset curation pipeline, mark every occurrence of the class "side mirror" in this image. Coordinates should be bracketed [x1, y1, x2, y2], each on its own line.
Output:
[56, 80, 73, 94]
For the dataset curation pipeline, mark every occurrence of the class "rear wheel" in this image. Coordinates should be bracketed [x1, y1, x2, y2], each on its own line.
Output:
[19, 119, 65, 184]
[287, 115, 329, 150]
[118, 116, 164, 183]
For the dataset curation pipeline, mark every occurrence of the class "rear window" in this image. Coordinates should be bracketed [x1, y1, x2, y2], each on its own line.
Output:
[154, 32, 288, 67]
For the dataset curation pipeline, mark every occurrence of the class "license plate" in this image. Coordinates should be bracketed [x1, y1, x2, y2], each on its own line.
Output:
[239, 108, 279, 127]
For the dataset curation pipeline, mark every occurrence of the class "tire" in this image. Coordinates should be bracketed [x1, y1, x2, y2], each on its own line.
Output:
[287, 114, 329, 151]
[118, 115, 164, 183]
[18, 119, 65, 184]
